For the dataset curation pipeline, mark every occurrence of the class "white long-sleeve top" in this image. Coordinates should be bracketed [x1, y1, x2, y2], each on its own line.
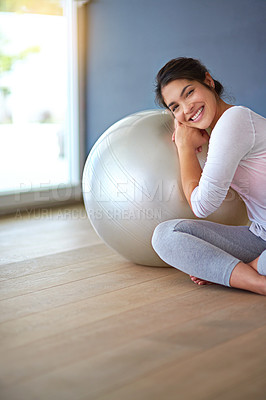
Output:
[190, 106, 266, 240]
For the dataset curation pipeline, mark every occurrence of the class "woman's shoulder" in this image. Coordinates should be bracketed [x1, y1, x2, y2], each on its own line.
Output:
[210, 105, 265, 150]
[214, 106, 265, 134]
[222, 105, 250, 118]
[222, 105, 265, 121]
[214, 106, 251, 132]
[210, 106, 255, 145]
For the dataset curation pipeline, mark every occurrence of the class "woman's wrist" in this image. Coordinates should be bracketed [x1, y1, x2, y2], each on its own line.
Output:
[177, 143, 197, 156]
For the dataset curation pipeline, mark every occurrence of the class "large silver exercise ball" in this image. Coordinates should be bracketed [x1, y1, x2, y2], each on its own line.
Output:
[82, 110, 249, 267]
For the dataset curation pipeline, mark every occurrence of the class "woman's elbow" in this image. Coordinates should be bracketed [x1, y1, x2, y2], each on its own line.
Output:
[191, 202, 214, 219]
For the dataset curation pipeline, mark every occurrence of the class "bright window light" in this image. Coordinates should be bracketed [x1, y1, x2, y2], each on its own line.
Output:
[0, 0, 80, 211]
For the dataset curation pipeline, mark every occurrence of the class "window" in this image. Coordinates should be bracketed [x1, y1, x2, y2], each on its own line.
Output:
[0, 0, 83, 214]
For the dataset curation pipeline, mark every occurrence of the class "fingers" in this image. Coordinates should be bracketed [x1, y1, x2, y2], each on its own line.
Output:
[172, 131, 175, 142]
[172, 118, 185, 142]
[195, 146, 202, 153]
[171, 124, 208, 148]
[201, 129, 210, 141]
[172, 119, 178, 142]
[174, 118, 180, 128]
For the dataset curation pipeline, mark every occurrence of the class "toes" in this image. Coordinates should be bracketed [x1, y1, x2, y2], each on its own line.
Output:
[189, 275, 213, 286]
[190, 276, 201, 284]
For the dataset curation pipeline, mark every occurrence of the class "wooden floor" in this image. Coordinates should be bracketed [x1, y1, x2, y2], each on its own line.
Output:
[0, 203, 265, 400]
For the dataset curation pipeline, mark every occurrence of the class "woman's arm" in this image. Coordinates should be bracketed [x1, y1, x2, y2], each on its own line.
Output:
[177, 146, 203, 209]
[188, 107, 254, 218]
[172, 120, 209, 210]
[173, 107, 254, 218]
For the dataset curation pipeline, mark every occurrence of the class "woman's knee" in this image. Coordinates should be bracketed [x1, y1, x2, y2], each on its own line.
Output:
[173, 219, 199, 234]
[151, 220, 177, 253]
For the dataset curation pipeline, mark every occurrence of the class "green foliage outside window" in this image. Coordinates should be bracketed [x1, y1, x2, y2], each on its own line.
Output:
[0, 0, 63, 15]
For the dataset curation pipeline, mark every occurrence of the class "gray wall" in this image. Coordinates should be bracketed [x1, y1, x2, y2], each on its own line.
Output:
[86, 0, 266, 152]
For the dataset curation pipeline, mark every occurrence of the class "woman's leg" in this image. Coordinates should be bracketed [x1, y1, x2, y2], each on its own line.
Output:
[229, 261, 266, 295]
[174, 220, 266, 277]
[191, 232, 266, 284]
[151, 219, 266, 294]
[192, 261, 266, 294]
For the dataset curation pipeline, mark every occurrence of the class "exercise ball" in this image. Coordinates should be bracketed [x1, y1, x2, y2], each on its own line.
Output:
[82, 110, 249, 267]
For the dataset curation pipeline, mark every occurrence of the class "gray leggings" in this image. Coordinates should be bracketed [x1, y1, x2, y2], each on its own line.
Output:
[151, 219, 266, 287]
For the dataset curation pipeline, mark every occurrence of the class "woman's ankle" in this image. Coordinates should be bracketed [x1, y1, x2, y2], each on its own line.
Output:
[257, 275, 266, 295]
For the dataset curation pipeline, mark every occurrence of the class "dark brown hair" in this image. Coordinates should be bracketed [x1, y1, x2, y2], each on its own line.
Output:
[155, 57, 224, 108]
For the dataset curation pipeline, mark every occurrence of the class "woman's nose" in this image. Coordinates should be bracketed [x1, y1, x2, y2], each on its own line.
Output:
[184, 103, 194, 115]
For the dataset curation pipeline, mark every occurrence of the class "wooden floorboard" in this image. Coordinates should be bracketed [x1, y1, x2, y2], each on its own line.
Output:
[0, 203, 265, 400]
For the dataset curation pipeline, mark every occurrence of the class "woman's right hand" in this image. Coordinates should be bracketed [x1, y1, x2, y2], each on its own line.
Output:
[172, 121, 209, 154]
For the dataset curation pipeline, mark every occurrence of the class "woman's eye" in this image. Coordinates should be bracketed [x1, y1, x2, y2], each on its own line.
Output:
[186, 89, 194, 97]
[172, 105, 179, 112]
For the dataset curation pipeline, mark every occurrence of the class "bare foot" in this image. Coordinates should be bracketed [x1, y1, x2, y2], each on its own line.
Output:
[189, 275, 213, 285]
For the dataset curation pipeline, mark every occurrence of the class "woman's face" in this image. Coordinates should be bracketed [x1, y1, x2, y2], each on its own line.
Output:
[161, 75, 219, 130]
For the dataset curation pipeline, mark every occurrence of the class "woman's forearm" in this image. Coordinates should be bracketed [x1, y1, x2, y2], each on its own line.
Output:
[177, 146, 202, 209]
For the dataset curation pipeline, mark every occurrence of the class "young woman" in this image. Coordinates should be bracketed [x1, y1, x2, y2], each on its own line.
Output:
[152, 57, 266, 295]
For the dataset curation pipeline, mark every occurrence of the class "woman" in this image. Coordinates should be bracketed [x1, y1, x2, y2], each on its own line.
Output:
[152, 57, 266, 295]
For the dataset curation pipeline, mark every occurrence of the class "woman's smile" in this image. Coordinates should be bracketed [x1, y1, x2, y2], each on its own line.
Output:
[190, 106, 204, 122]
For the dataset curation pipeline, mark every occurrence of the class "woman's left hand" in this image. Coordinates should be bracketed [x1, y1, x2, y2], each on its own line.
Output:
[172, 119, 209, 153]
